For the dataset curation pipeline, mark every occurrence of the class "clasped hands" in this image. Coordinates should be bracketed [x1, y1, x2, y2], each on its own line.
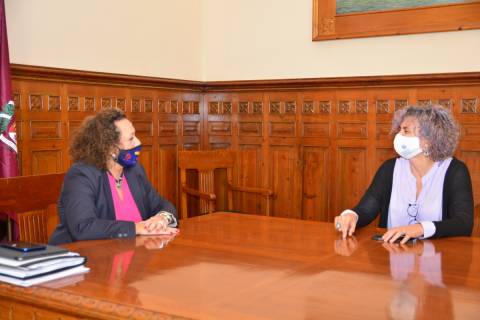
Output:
[135, 214, 179, 236]
[334, 210, 424, 245]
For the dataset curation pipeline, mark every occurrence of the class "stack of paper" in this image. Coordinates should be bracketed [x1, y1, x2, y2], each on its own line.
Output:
[0, 244, 89, 287]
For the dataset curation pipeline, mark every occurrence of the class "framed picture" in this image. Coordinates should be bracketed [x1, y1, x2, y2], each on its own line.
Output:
[313, 0, 480, 40]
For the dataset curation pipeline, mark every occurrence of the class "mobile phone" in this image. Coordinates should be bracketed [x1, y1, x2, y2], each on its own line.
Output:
[371, 234, 416, 244]
[0, 241, 47, 252]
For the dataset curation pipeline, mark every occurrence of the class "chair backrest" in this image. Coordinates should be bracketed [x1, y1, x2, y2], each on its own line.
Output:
[0, 173, 65, 243]
[178, 150, 235, 218]
[178, 150, 235, 171]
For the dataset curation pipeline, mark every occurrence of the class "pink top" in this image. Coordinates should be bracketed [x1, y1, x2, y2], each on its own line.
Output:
[107, 173, 142, 223]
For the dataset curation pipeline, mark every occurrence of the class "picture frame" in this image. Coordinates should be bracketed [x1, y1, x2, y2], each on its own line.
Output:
[312, 0, 480, 41]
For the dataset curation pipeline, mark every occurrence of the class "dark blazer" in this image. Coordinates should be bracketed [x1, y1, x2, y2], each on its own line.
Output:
[353, 157, 473, 238]
[49, 163, 177, 245]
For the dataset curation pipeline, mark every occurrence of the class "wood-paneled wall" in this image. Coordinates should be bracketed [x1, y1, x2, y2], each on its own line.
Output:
[12, 65, 480, 221]
[12, 65, 204, 211]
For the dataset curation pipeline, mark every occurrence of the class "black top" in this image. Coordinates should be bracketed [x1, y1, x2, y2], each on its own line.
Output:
[49, 163, 177, 245]
[353, 157, 473, 238]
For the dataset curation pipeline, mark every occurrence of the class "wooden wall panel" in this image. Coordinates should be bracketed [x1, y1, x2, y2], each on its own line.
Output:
[241, 81, 478, 220]
[336, 147, 368, 212]
[302, 147, 329, 221]
[11, 65, 480, 222]
[234, 145, 263, 215]
[458, 151, 480, 205]
[234, 93, 267, 215]
[269, 146, 301, 219]
[138, 145, 154, 182]
[375, 148, 397, 171]
[266, 92, 302, 219]
[12, 67, 204, 217]
[180, 94, 203, 216]
[31, 150, 63, 175]
[299, 91, 332, 220]
[158, 145, 178, 206]
[203, 95, 232, 212]
[158, 108, 179, 207]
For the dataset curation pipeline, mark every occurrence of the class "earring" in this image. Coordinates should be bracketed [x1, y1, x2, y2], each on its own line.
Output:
[423, 148, 430, 157]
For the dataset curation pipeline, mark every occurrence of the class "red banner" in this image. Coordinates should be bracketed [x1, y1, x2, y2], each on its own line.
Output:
[0, 0, 19, 240]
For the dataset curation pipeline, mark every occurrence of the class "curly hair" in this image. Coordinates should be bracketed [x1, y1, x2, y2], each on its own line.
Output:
[391, 104, 460, 162]
[70, 109, 127, 169]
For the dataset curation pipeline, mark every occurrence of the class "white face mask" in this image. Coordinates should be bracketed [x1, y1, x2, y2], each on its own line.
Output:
[393, 133, 423, 160]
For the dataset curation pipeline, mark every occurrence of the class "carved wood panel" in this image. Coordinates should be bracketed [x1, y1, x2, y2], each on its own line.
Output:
[302, 147, 329, 221]
[458, 150, 480, 205]
[269, 146, 301, 219]
[234, 146, 264, 215]
[158, 145, 178, 206]
[12, 78, 203, 213]
[30, 121, 62, 140]
[11, 67, 480, 223]
[375, 148, 397, 171]
[225, 81, 480, 220]
[336, 147, 367, 213]
[31, 150, 63, 175]
[138, 145, 154, 182]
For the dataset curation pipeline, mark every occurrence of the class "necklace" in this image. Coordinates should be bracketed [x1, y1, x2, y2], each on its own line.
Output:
[407, 161, 442, 222]
[114, 175, 123, 189]
[109, 171, 123, 189]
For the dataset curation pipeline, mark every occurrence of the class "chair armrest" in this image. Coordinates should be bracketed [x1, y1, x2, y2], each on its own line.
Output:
[182, 185, 216, 201]
[229, 184, 273, 197]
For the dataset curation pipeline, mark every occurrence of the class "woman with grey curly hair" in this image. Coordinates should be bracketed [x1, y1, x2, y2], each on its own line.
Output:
[334, 104, 473, 243]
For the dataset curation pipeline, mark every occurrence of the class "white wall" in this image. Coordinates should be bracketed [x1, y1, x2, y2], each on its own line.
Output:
[5, 0, 480, 81]
[5, 0, 203, 80]
[202, 0, 480, 81]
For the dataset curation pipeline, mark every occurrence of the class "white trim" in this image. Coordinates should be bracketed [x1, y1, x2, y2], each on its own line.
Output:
[0, 114, 12, 120]
[0, 134, 17, 153]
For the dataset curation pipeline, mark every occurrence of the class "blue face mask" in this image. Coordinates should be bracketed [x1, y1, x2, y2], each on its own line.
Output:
[115, 145, 142, 168]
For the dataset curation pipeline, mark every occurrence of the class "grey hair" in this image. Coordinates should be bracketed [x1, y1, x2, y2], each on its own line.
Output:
[391, 104, 460, 161]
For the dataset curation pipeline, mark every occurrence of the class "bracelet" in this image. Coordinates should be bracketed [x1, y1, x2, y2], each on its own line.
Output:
[158, 211, 174, 225]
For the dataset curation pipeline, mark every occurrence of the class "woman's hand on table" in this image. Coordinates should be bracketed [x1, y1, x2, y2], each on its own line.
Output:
[334, 210, 358, 239]
[382, 224, 423, 245]
[135, 219, 179, 236]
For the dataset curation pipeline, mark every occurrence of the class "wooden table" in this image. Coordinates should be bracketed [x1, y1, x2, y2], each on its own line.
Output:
[1, 212, 480, 319]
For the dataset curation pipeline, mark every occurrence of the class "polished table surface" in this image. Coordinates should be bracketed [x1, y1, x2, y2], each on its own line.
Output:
[1, 212, 480, 319]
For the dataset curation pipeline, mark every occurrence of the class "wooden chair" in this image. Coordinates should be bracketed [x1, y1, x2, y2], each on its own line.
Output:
[178, 150, 273, 219]
[0, 173, 65, 243]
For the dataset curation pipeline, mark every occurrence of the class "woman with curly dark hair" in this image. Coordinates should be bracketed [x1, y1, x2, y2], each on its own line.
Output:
[334, 104, 473, 243]
[49, 109, 178, 244]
